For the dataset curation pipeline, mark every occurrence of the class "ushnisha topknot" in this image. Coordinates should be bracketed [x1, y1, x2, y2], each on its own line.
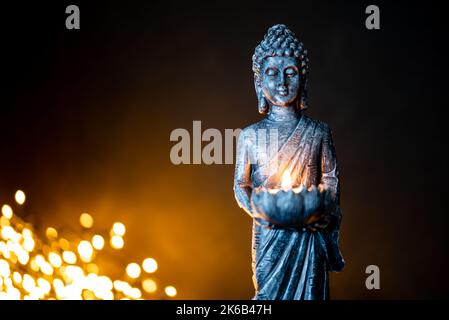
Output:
[252, 24, 309, 113]
[252, 24, 309, 81]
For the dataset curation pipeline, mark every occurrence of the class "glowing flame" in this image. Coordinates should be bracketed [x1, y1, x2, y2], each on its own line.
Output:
[281, 170, 292, 191]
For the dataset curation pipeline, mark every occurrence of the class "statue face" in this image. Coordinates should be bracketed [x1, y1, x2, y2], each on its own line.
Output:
[261, 56, 301, 107]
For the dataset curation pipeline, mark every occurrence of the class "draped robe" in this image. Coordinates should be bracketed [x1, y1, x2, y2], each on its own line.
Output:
[234, 115, 344, 300]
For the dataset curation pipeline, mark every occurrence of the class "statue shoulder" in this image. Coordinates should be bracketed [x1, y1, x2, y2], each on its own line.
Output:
[237, 120, 269, 151]
[239, 120, 266, 138]
[303, 116, 332, 136]
[237, 123, 257, 148]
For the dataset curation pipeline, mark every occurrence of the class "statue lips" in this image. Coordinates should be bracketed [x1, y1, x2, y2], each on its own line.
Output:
[251, 186, 330, 229]
[278, 89, 288, 96]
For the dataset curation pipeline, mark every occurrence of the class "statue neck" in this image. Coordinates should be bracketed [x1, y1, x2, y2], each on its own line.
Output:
[266, 104, 301, 123]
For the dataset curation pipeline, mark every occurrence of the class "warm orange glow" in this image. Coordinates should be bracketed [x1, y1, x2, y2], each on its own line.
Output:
[79, 213, 94, 229]
[59, 238, 70, 251]
[112, 222, 126, 236]
[49, 252, 62, 268]
[142, 278, 157, 293]
[0, 190, 179, 300]
[5, 287, 21, 299]
[126, 263, 141, 278]
[22, 274, 36, 293]
[92, 235, 105, 250]
[113, 280, 130, 292]
[63, 251, 77, 264]
[40, 261, 54, 276]
[45, 227, 58, 240]
[78, 241, 94, 262]
[1, 226, 18, 242]
[65, 266, 85, 281]
[15, 190, 26, 205]
[34, 254, 45, 267]
[37, 278, 51, 294]
[142, 258, 158, 273]
[125, 287, 142, 299]
[164, 285, 177, 297]
[17, 251, 30, 265]
[30, 259, 39, 272]
[110, 235, 124, 249]
[83, 290, 95, 300]
[0, 259, 10, 277]
[87, 263, 99, 274]
[281, 169, 292, 191]
[23, 236, 35, 252]
[13, 271, 22, 284]
[0, 216, 10, 227]
[1, 204, 13, 219]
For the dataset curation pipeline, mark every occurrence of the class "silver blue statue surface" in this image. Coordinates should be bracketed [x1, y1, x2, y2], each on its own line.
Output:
[233, 24, 344, 300]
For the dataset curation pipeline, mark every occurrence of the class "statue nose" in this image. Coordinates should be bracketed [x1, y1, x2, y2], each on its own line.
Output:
[278, 85, 287, 92]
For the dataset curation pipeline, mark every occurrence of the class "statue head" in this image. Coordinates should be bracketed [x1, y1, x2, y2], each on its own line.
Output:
[252, 24, 309, 114]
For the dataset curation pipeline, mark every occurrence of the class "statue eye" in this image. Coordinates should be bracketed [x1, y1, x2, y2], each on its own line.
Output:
[285, 68, 297, 77]
[265, 68, 278, 76]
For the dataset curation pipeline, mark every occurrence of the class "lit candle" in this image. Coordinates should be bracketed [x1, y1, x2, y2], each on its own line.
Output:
[281, 170, 292, 191]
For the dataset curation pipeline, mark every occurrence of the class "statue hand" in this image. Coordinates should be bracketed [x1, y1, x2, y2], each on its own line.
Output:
[301, 186, 335, 229]
[250, 185, 336, 230]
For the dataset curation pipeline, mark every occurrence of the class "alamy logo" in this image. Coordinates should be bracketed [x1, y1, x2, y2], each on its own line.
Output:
[365, 265, 380, 290]
[169, 121, 279, 166]
[66, 5, 80, 30]
[365, 5, 380, 30]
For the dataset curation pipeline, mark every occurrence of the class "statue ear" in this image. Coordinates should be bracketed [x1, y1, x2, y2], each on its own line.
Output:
[298, 90, 308, 111]
[255, 77, 269, 114]
[297, 78, 308, 111]
[258, 91, 269, 114]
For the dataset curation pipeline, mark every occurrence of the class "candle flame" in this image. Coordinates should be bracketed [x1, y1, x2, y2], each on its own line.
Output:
[281, 170, 292, 191]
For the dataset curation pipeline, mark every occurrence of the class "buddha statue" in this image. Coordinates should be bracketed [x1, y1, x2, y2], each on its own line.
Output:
[233, 24, 344, 300]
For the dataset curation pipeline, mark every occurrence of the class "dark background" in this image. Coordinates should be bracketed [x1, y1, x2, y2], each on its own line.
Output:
[1, 0, 447, 299]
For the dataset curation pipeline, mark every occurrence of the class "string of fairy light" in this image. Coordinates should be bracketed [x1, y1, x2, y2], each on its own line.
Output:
[0, 190, 177, 300]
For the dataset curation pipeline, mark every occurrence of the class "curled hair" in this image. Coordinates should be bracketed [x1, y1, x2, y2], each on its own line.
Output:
[252, 24, 309, 113]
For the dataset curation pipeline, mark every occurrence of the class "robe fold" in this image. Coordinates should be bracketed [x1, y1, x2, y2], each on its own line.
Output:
[234, 115, 344, 300]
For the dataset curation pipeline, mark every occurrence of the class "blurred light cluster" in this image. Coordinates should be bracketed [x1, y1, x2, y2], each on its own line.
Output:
[0, 190, 177, 300]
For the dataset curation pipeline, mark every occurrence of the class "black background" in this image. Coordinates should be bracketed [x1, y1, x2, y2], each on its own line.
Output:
[1, 0, 448, 299]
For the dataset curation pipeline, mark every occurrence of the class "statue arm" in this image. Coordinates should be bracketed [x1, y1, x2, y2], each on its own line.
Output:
[308, 125, 341, 230]
[319, 124, 345, 271]
[233, 131, 254, 217]
[320, 125, 340, 202]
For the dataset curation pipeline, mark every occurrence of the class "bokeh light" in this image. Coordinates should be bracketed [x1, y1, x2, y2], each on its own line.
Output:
[126, 263, 141, 279]
[0, 259, 11, 277]
[79, 213, 94, 229]
[112, 222, 126, 236]
[0, 190, 178, 300]
[62, 251, 77, 264]
[92, 235, 104, 250]
[164, 286, 177, 297]
[110, 235, 124, 249]
[45, 227, 58, 240]
[13, 272, 22, 284]
[1, 205, 13, 220]
[78, 240, 94, 263]
[14, 190, 26, 205]
[49, 252, 62, 268]
[142, 279, 157, 293]
[142, 258, 158, 273]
